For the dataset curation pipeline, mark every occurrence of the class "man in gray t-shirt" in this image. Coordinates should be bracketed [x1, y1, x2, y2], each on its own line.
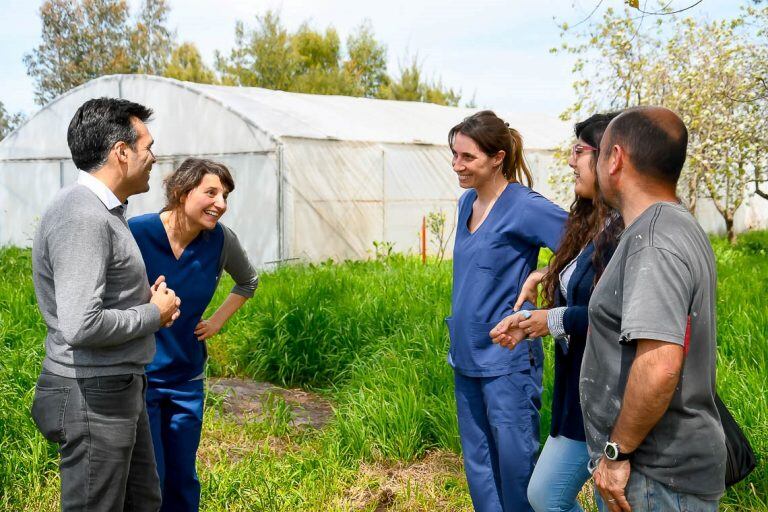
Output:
[580, 107, 725, 511]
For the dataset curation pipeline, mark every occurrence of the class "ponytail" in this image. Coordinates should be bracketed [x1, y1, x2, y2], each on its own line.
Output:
[506, 127, 533, 187]
[449, 110, 533, 188]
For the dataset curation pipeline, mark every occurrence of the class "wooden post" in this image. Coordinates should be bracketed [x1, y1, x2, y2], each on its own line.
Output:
[421, 216, 427, 264]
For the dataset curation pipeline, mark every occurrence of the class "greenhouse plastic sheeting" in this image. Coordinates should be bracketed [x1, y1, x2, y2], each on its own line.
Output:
[0, 74, 577, 266]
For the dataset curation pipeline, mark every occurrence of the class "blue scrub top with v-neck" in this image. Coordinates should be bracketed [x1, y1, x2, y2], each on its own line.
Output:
[129, 213, 224, 384]
[447, 182, 567, 377]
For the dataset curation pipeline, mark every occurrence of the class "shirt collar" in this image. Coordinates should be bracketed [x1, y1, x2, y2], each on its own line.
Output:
[77, 170, 124, 211]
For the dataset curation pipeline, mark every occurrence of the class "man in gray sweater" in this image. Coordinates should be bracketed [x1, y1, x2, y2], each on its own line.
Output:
[31, 98, 180, 511]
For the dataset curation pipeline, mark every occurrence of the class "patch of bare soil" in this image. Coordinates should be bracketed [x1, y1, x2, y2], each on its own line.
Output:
[339, 450, 472, 511]
[207, 377, 334, 429]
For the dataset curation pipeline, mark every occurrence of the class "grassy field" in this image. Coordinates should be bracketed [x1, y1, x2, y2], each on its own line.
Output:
[0, 232, 765, 510]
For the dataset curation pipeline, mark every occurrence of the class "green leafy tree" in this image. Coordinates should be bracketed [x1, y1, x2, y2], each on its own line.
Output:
[554, 7, 664, 121]
[215, 12, 296, 89]
[381, 57, 461, 106]
[25, 0, 180, 104]
[24, 0, 134, 104]
[0, 101, 25, 140]
[291, 24, 355, 95]
[216, 11, 459, 105]
[345, 21, 390, 97]
[426, 210, 455, 263]
[662, 16, 766, 241]
[130, 0, 175, 75]
[163, 42, 216, 84]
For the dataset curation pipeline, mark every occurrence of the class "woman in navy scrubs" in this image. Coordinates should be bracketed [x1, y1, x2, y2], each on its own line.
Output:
[447, 110, 567, 512]
[493, 113, 622, 512]
[129, 159, 258, 511]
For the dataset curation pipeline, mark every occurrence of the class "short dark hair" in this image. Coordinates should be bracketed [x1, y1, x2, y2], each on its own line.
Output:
[162, 158, 235, 213]
[605, 107, 688, 184]
[67, 98, 153, 172]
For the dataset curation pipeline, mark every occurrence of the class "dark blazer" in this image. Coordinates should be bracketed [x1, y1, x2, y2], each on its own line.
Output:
[550, 240, 614, 441]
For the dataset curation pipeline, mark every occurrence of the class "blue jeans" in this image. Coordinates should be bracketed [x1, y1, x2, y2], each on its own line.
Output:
[595, 470, 719, 512]
[528, 435, 591, 512]
[146, 379, 205, 512]
[454, 367, 543, 512]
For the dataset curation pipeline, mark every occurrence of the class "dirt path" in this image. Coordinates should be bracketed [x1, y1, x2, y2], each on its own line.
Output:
[203, 378, 476, 510]
[207, 377, 334, 429]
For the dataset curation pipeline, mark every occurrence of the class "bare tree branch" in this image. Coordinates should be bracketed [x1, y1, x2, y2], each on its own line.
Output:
[634, 0, 704, 15]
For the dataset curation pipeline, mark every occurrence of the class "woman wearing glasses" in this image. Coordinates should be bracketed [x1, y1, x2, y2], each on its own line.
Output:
[492, 113, 622, 512]
[447, 110, 567, 512]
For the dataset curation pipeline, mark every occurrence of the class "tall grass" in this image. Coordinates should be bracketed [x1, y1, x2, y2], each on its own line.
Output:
[709, 236, 768, 509]
[0, 248, 58, 508]
[217, 255, 464, 461]
[0, 234, 765, 510]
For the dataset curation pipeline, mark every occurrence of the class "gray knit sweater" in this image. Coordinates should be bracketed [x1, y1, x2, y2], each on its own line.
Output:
[32, 184, 161, 377]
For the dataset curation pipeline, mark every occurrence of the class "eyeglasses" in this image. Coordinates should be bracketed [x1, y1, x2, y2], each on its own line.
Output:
[571, 143, 598, 156]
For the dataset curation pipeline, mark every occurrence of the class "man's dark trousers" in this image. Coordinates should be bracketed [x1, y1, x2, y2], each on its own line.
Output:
[31, 371, 162, 511]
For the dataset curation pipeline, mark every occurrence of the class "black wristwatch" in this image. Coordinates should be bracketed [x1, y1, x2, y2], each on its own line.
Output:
[604, 441, 633, 461]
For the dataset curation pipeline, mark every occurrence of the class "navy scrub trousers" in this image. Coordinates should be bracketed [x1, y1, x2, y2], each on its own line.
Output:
[455, 345, 544, 511]
[146, 380, 205, 511]
[448, 183, 566, 512]
[130, 213, 226, 512]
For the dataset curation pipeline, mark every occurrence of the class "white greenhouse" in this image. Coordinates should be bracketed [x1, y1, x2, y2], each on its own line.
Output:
[0, 74, 573, 266]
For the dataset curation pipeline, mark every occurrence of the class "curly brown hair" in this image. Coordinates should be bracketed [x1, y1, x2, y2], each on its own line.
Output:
[162, 158, 235, 213]
[541, 113, 624, 306]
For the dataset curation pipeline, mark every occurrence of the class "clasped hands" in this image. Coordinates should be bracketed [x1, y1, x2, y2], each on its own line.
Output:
[150, 275, 181, 328]
[490, 268, 551, 350]
[491, 309, 551, 349]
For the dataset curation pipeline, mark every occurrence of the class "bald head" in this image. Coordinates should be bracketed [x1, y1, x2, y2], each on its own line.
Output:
[603, 106, 688, 184]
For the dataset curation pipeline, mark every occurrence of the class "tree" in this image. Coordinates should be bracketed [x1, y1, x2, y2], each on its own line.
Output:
[163, 42, 216, 84]
[345, 21, 390, 98]
[130, 0, 175, 75]
[215, 12, 296, 90]
[290, 23, 356, 95]
[380, 56, 461, 106]
[554, 7, 766, 242]
[216, 11, 460, 105]
[663, 16, 767, 241]
[0, 101, 25, 140]
[426, 209, 454, 263]
[555, 7, 665, 122]
[24, 0, 134, 105]
[734, 3, 768, 200]
[24, 0, 179, 104]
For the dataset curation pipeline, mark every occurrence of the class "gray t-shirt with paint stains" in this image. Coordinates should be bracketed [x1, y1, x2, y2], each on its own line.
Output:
[580, 202, 725, 499]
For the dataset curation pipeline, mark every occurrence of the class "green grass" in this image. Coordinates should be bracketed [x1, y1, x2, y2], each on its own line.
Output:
[0, 235, 765, 510]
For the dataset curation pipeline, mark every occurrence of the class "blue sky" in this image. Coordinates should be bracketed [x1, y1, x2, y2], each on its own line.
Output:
[0, 0, 744, 119]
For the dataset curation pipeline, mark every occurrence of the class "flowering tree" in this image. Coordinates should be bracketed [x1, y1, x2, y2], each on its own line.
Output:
[554, 6, 767, 242]
[663, 17, 767, 241]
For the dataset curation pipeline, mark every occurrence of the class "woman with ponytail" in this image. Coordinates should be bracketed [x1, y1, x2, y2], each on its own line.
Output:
[492, 113, 623, 512]
[446, 110, 567, 512]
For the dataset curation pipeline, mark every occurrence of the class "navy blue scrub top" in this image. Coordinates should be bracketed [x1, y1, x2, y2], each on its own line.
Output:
[447, 182, 567, 377]
[129, 213, 224, 385]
